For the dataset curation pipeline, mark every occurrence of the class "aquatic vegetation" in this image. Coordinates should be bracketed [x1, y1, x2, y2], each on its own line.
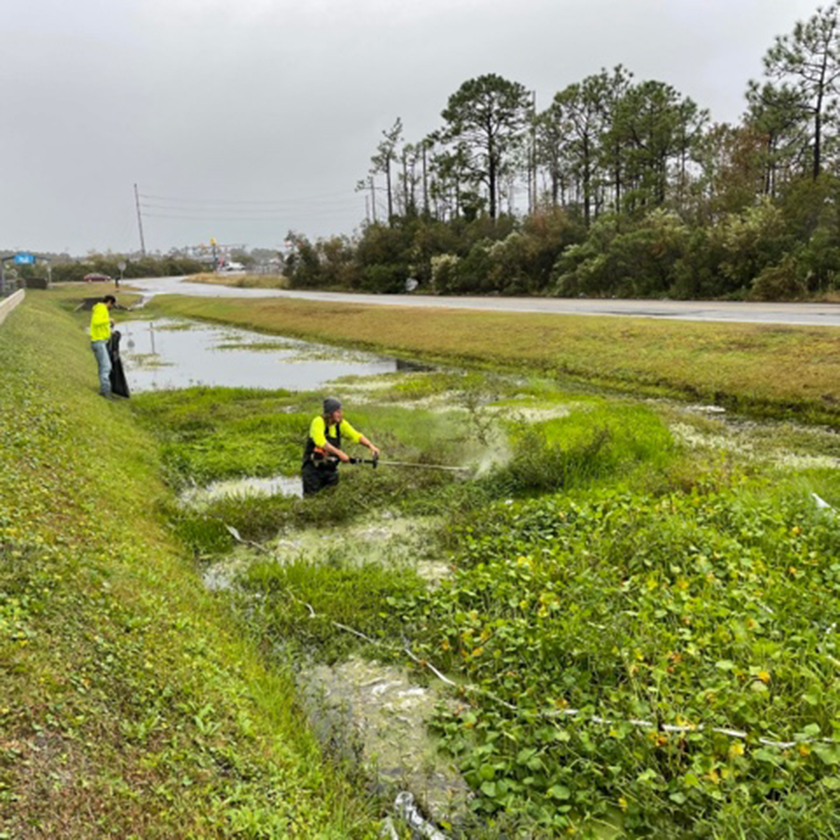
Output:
[102, 304, 840, 835]
[391, 479, 840, 835]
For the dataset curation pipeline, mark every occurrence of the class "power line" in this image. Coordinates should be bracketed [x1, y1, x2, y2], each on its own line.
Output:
[138, 189, 359, 205]
[140, 198, 361, 213]
[142, 210, 361, 221]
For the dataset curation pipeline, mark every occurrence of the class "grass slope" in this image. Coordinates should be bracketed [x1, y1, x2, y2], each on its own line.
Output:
[0, 292, 376, 837]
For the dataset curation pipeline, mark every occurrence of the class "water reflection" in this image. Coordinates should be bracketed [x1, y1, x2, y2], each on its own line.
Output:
[118, 318, 401, 392]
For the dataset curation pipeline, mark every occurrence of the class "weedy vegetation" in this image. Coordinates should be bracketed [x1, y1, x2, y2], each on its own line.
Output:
[0, 292, 379, 838]
[4, 286, 840, 838]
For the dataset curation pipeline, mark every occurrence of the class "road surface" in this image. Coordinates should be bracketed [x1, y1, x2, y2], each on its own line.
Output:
[127, 276, 840, 328]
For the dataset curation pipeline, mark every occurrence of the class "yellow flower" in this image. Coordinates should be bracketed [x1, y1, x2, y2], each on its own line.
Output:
[618, 796, 628, 812]
[758, 670, 771, 684]
[729, 742, 744, 758]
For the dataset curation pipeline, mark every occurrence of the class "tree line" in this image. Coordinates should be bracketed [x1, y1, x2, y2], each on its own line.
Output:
[285, 3, 840, 300]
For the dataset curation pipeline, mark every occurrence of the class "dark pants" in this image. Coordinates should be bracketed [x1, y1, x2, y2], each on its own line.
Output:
[301, 463, 340, 496]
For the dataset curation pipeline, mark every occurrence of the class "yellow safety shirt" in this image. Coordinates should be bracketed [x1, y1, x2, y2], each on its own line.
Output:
[90, 303, 111, 342]
[308, 416, 362, 447]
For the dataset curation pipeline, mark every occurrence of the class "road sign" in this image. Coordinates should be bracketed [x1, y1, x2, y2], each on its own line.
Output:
[118, 261, 127, 271]
[14, 253, 35, 265]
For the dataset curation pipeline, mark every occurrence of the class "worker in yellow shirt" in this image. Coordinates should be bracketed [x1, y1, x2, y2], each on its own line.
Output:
[90, 295, 116, 398]
[301, 397, 379, 496]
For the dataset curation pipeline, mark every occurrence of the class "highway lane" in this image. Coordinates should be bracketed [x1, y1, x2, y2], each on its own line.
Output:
[128, 276, 840, 327]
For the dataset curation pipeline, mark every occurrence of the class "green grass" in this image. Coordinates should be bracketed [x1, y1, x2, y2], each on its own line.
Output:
[11, 285, 840, 837]
[0, 292, 378, 837]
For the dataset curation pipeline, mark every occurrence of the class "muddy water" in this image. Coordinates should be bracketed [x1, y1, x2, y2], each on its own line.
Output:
[301, 655, 470, 826]
[188, 495, 468, 822]
[116, 318, 402, 392]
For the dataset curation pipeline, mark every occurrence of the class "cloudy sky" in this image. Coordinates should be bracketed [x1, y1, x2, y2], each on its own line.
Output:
[0, 0, 823, 256]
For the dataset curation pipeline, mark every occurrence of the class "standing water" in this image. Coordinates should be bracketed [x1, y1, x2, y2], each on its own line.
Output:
[118, 318, 401, 392]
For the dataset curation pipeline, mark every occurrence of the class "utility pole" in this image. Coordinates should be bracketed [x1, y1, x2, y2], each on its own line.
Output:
[134, 183, 147, 256]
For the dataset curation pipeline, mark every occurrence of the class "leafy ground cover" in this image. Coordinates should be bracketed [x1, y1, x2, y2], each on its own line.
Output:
[395, 479, 840, 836]
[0, 292, 378, 837]
[148, 294, 840, 426]
[180, 374, 840, 837]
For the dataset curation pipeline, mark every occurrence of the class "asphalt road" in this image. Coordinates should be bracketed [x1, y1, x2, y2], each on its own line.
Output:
[130, 276, 840, 327]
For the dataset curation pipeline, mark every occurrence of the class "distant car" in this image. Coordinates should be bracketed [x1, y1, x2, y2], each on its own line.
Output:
[84, 273, 112, 283]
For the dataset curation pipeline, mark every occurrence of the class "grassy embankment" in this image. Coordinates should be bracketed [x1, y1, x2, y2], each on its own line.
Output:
[0, 291, 377, 837]
[187, 274, 290, 290]
[148, 295, 840, 426]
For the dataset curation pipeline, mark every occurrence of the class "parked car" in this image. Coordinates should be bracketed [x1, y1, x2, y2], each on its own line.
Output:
[219, 261, 245, 272]
[84, 273, 112, 283]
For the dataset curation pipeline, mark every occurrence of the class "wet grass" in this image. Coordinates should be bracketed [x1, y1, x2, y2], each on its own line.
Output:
[148, 368, 840, 837]
[0, 293, 379, 837]
[16, 286, 840, 837]
[147, 293, 840, 426]
[187, 272, 290, 289]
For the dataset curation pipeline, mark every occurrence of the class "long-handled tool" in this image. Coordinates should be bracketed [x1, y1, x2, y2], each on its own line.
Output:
[348, 456, 471, 473]
[315, 452, 471, 473]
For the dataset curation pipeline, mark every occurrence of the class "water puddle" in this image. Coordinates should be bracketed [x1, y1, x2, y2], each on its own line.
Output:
[202, 513, 452, 587]
[199, 513, 465, 826]
[116, 318, 402, 392]
[180, 474, 302, 507]
[300, 655, 471, 826]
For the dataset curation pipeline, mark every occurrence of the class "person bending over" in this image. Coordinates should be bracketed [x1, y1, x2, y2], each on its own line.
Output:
[301, 397, 379, 496]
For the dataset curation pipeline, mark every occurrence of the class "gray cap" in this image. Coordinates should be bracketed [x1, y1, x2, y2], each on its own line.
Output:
[323, 397, 342, 414]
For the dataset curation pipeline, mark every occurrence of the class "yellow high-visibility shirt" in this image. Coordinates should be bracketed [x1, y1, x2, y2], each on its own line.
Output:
[309, 416, 362, 447]
[90, 303, 111, 342]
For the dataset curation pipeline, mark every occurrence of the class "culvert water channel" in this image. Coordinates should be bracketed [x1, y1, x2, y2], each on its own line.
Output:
[123, 317, 469, 834]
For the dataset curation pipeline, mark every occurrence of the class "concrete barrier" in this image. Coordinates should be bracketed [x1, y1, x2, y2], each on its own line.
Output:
[0, 289, 25, 326]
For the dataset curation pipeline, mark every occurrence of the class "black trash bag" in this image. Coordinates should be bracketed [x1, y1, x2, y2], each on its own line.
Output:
[107, 330, 130, 398]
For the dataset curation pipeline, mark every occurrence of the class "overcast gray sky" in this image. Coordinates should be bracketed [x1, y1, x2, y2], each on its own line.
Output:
[0, 0, 824, 256]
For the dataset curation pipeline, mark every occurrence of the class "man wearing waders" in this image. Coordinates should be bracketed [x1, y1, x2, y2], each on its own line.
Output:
[301, 397, 379, 496]
[90, 295, 116, 399]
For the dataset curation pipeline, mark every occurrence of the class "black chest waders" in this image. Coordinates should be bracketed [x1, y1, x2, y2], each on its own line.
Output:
[301, 423, 342, 496]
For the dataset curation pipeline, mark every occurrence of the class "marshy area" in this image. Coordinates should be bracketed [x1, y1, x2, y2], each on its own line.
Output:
[130, 313, 840, 836]
[3, 288, 840, 838]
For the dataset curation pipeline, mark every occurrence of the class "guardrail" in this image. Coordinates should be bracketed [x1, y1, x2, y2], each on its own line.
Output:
[0, 289, 25, 326]
[0, 276, 22, 298]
